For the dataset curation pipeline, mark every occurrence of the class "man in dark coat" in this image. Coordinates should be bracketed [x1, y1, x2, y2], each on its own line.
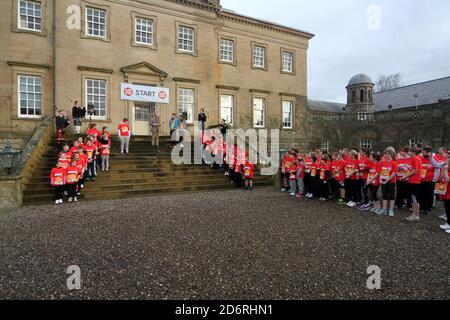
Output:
[72, 101, 86, 134]
[55, 109, 70, 150]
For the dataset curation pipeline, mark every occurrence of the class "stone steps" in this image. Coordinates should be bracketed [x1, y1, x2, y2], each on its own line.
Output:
[22, 137, 273, 205]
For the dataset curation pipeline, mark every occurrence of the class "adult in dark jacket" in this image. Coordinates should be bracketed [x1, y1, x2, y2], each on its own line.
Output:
[55, 109, 70, 150]
[72, 101, 86, 134]
[198, 108, 207, 131]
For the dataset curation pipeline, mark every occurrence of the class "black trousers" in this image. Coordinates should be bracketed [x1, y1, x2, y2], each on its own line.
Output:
[330, 179, 340, 198]
[358, 179, 369, 204]
[304, 173, 311, 194]
[311, 175, 320, 198]
[54, 185, 64, 200]
[345, 179, 358, 202]
[396, 181, 409, 208]
[318, 180, 330, 198]
[67, 184, 77, 198]
[369, 185, 379, 202]
[445, 200, 450, 222]
[419, 181, 435, 212]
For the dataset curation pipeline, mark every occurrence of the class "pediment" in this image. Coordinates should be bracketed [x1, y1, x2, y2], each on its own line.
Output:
[120, 62, 168, 79]
[164, 0, 222, 11]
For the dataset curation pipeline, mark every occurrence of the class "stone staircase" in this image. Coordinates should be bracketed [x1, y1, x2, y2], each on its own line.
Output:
[22, 136, 273, 205]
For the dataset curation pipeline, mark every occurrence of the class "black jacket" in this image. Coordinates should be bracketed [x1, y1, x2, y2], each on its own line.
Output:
[72, 106, 86, 119]
[56, 115, 69, 130]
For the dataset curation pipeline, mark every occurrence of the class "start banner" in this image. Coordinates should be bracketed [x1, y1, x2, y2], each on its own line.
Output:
[120, 83, 170, 104]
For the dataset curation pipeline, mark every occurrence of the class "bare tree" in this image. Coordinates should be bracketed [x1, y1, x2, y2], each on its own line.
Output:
[375, 73, 403, 92]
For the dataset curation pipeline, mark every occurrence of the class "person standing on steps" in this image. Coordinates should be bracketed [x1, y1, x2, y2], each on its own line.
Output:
[72, 101, 86, 134]
[55, 109, 70, 151]
[198, 108, 207, 132]
[118, 118, 131, 154]
[168, 113, 180, 148]
[179, 113, 187, 149]
[150, 112, 162, 148]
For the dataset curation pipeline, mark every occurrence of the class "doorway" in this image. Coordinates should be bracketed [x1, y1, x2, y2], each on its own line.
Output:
[132, 101, 156, 136]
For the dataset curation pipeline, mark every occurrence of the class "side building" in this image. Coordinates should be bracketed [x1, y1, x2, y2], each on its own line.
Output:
[0, 0, 314, 149]
[305, 74, 450, 152]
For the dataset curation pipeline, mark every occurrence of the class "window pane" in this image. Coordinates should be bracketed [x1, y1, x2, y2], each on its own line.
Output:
[18, 75, 42, 117]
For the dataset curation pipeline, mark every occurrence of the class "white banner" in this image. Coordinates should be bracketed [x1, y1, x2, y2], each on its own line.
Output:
[120, 83, 170, 104]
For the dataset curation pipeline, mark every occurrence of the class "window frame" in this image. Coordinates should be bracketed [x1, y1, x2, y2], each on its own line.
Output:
[12, 0, 47, 36]
[219, 93, 235, 126]
[357, 112, 368, 121]
[252, 95, 267, 129]
[321, 140, 330, 153]
[177, 86, 197, 125]
[280, 48, 296, 75]
[175, 22, 198, 56]
[409, 138, 423, 148]
[218, 36, 237, 65]
[80, 2, 110, 42]
[282, 99, 294, 129]
[84, 78, 108, 121]
[360, 139, 373, 150]
[17, 74, 43, 119]
[251, 42, 268, 71]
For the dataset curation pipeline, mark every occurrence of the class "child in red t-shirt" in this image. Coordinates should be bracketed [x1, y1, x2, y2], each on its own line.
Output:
[243, 159, 255, 191]
[99, 133, 111, 171]
[438, 159, 450, 234]
[296, 153, 305, 198]
[380, 150, 398, 217]
[84, 139, 97, 181]
[318, 155, 331, 201]
[50, 161, 66, 205]
[367, 152, 382, 214]
[86, 123, 102, 139]
[402, 148, 422, 222]
[66, 161, 80, 202]
[344, 150, 359, 207]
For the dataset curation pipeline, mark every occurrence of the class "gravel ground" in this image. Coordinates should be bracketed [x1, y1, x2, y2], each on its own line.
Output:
[0, 187, 449, 300]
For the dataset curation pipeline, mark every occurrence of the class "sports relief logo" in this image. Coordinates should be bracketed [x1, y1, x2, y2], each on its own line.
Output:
[158, 91, 167, 100]
[123, 87, 134, 97]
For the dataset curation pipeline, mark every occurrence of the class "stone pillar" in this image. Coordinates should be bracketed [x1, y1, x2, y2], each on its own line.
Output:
[0, 176, 22, 210]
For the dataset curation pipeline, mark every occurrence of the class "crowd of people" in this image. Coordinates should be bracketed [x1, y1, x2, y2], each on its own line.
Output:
[50, 119, 128, 204]
[279, 145, 450, 234]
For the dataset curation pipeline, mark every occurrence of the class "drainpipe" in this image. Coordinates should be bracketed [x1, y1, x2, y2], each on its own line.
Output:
[52, 0, 56, 114]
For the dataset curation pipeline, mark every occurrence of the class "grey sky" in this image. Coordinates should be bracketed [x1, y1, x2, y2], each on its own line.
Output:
[221, 0, 450, 103]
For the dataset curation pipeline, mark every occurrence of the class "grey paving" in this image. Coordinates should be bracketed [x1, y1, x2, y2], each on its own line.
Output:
[0, 188, 449, 300]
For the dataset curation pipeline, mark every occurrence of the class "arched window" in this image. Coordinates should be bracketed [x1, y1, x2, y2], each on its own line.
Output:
[360, 89, 365, 103]
[352, 90, 356, 103]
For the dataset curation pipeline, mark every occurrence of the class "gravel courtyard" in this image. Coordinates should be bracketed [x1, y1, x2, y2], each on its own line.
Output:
[0, 187, 448, 300]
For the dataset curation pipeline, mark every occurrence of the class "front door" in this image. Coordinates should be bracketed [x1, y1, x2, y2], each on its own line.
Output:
[132, 101, 156, 136]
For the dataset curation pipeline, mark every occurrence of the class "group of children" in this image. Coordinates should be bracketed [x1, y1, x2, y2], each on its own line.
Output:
[280, 145, 450, 233]
[50, 124, 111, 204]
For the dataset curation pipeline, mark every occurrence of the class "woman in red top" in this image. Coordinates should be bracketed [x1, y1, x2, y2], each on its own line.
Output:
[438, 159, 450, 234]
[344, 150, 359, 207]
[367, 152, 382, 214]
[318, 155, 331, 201]
[358, 149, 372, 210]
[402, 148, 422, 222]
[419, 147, 436, 215]
[380, 149, 398, 217]
[50, 161, 66, 205]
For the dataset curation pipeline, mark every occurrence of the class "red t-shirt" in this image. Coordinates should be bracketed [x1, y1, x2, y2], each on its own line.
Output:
[84, 146, 96, 162]
[368, 161, 381, 186]
[79, 153, 88, 169]
[297, 161, 305, 179]
[443, 168, 450, 200]
[65, 166, 79, 185]
[358, 156, 371, 180]
[243, 161, 255, 179]
[118, 123, 131, 137]
[408, 156, 422, 185]
[311, 157, 321, 178]
[397, 157, 412, 180]
[304, 157, 314, 174]
[86, 128, 102, 138]
[320, 162, 331, 181]
[50, 167, 66, 186]
[75, 159, 85, 175]
[99, 139, 111, 156]
[419, 156, 435, 182]
[345, 159, 359, 180]
[379, 160, 398, 183]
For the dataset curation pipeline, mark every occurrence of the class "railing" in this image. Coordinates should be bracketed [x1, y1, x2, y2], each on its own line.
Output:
[308, 109, 443, 123]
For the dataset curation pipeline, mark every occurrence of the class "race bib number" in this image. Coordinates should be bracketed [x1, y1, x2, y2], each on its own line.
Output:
[435, 182, 447, 195]
[54, 177, 64, 185]
[421, 168, 428, 179]
[245, 169, 250, 176]
[87, 151, 93, 159]
[103, 148, 110, 155]
[311, 168, 317, 177]
[290, 173, 296, 180]
[320, 171, 326, 180]
[67, 174, 77, 183]
[380, 168, 390, 180]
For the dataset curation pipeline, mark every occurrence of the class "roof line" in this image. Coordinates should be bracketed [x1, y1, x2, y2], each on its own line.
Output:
[374, 75, 450, 94]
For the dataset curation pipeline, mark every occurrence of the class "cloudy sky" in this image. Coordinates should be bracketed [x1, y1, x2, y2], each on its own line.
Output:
[222, 0, 450, 103]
